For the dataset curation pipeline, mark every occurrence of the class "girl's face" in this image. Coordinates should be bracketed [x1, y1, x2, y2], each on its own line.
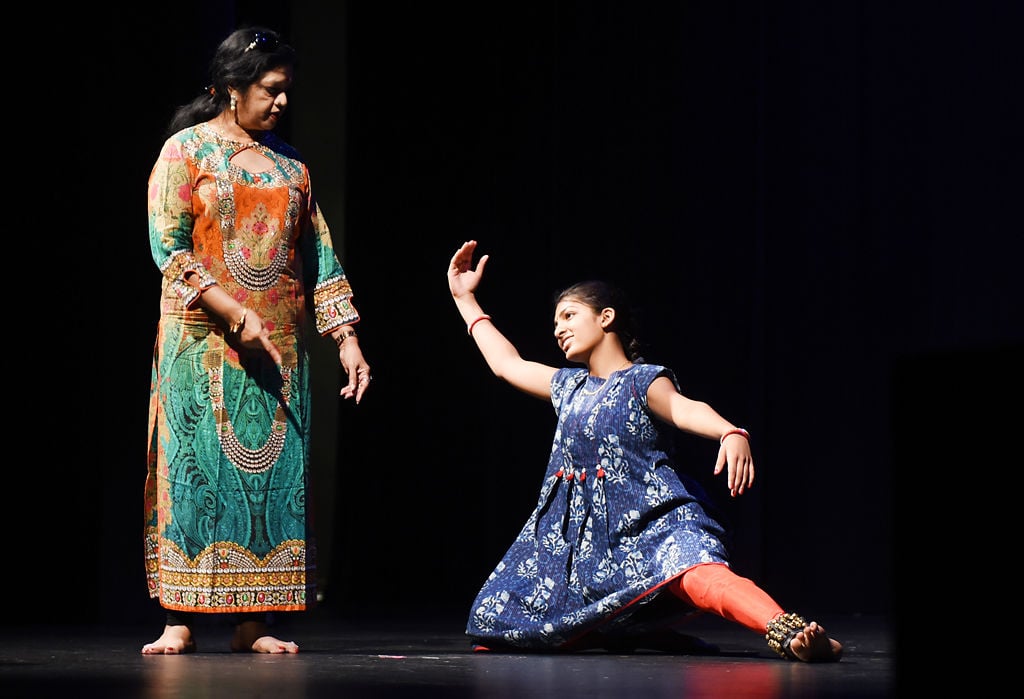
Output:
[237, 66, 293, 132]
[553, 299, 607, 362]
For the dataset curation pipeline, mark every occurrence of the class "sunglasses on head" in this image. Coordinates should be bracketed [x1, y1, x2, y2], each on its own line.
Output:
[244, 32, 279, 53]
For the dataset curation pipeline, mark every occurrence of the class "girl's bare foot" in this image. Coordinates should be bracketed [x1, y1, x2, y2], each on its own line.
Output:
[141, 625, 196, 655]
[231, 619, 299, 654]
[788, 620, 843, 662]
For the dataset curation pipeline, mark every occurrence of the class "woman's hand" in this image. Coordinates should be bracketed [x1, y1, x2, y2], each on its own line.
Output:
[338, 339, 372, 404]
[236, 309, 283, 366]
[448, 240, 489, 299]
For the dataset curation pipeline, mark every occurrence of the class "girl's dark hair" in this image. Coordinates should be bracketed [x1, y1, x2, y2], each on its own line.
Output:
[165, 26, 296, 137]
[555, 280, 645, 362]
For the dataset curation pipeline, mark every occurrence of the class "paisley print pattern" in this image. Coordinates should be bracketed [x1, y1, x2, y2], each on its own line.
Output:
[144, 123, 358, 614]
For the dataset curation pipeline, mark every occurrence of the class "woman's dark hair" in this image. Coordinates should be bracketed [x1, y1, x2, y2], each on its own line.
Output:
[165, 26, 296, 137]
[555, 280, 645, 362]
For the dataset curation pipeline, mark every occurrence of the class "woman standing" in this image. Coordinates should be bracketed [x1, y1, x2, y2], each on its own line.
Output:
[142, 27, 372, 654]
[447, 239, 841, 662]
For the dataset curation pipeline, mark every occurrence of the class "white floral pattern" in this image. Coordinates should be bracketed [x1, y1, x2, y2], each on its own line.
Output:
[466, 364, 731, 650]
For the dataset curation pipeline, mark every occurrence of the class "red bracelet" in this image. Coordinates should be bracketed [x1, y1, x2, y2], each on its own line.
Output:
[720, 428, 750, 445]
[467, 314, 492, 336]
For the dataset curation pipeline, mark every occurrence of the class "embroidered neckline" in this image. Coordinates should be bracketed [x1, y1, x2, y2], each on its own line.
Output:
[199, 122, 267, 151]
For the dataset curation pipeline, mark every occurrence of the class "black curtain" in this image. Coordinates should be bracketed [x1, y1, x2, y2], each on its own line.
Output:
[30, 0, 1020, 628]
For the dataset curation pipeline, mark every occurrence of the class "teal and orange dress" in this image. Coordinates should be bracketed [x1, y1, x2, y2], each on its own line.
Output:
[144, 122, 358, 615]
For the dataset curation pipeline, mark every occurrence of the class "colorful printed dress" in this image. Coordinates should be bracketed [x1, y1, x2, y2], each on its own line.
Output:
[144, 122, 358, 615]
[467, 363, 732, 649]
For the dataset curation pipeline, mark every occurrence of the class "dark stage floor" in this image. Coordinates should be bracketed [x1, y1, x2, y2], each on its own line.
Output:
[1, 611, 895, 698]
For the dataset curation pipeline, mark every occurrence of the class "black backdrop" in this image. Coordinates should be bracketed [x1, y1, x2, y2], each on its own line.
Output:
[30, 1, 1021, 641]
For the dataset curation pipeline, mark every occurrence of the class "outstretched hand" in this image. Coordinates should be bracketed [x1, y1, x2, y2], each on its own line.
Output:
[448, 240, 489, 299]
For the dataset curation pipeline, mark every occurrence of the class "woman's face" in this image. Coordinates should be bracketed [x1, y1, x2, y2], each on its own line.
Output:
[237, 66, 293, 132]
[553, 299, 606, 362]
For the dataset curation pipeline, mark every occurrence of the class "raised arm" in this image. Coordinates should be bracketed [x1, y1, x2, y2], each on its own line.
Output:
[448, 240, 557, 400]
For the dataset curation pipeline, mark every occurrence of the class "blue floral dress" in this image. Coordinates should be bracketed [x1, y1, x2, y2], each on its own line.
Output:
[466, 363, 732, 650]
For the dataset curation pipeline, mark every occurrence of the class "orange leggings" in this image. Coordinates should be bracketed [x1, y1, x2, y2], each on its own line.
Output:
[671, 562, 785, 634]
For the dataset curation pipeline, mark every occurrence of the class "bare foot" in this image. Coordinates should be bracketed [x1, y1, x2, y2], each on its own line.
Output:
[231, 619, 299, 654]
[788, 621, 843, 662]
[141, 625, 196, 655]
[251, 636, 300, 654]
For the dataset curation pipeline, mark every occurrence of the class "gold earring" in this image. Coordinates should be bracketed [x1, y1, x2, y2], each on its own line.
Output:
[230, 95, 237, 112]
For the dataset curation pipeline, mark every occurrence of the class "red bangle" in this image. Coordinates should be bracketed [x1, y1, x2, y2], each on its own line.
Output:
[467, 314, 492, 336]
[720, 428, 750, 445]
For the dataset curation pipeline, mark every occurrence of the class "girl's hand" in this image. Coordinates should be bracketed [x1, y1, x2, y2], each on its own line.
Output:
[714, 435, 755, 497]
[448, 240, 489, 299]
